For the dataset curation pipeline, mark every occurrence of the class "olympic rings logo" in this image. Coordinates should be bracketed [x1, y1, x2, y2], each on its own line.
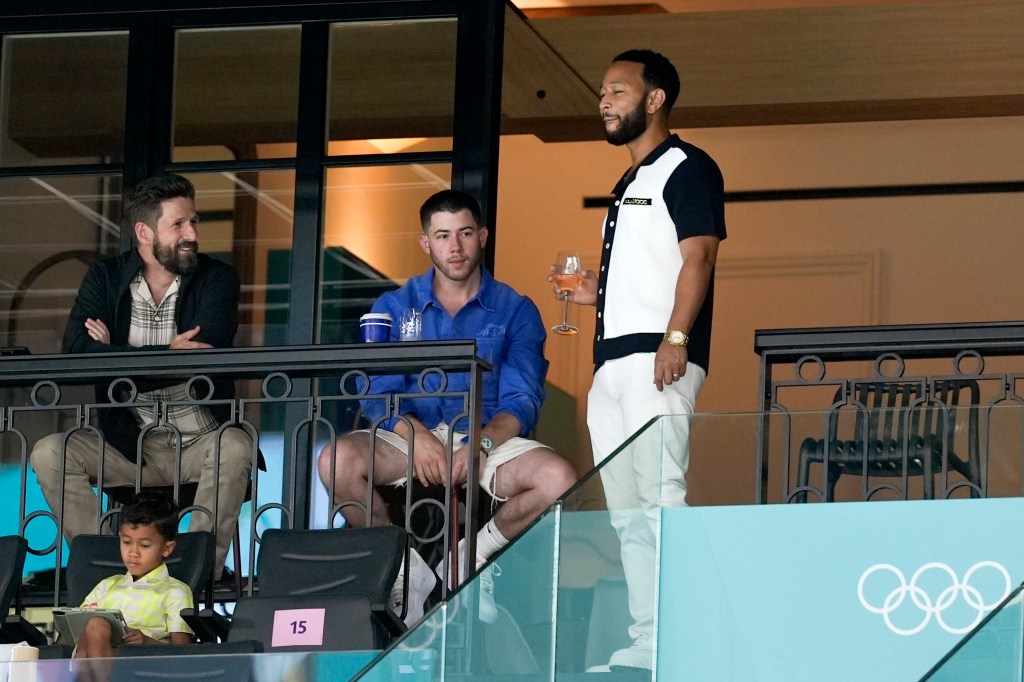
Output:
[857, 562, 1011, 636]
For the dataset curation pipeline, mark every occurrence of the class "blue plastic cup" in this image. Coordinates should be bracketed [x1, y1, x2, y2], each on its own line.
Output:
[360, 313, 392, 343]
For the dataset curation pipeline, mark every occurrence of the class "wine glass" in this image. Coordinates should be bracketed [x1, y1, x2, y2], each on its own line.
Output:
[552, 251, 582, 335]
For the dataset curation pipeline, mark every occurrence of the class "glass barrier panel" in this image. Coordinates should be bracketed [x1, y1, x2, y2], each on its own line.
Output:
[923, 586, 1024, 681]
[3, 650, 380, 682]
[356, 600, 446, 681]
[6, 404, 1024, 679]
[327, 19, 456, 155]
[358, 509, 559, 680]
[555, 473, 632, 676]
[554, 416, 680, 680]
[172, 26, 301, 162]
[0, 32, 128, 166]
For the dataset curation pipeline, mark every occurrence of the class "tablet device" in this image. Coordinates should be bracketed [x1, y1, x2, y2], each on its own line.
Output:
[52, 608, 128, 646]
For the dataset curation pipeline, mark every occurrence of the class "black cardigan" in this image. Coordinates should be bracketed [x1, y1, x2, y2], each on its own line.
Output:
[63, 249, 240, 462]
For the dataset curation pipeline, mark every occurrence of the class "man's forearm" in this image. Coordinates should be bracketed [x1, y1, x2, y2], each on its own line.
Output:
[482, 412, 524, 448]
[667, 258, 713, 334]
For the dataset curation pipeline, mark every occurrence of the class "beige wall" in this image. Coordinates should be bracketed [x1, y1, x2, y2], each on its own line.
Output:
[495, 116, 1024, 502]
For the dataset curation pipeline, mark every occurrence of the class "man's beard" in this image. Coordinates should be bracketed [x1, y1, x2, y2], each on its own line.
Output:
[604, 99, 648, 146]
[154, 238, 199, 276]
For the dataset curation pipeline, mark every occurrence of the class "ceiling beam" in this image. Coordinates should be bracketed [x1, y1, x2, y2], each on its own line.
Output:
[519, 4, 667, 19]
[513, 0, 1024, 140]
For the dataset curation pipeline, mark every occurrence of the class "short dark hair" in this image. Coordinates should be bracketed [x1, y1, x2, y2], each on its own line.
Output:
[418, 189, 482, 233]
[120, 490, 179, 542]
[123, 174, 195, 232]
[613, 49, 680, 112]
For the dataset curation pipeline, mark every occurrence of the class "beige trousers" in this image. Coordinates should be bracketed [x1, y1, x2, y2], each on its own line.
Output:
[30, 426, 253, 574]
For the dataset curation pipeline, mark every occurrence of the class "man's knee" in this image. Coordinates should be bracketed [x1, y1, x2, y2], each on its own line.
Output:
[29, 433, 62, 473]
[534, 453, 578, 503]
[215, 428, 254, 473]
[318, 434, 370, 485]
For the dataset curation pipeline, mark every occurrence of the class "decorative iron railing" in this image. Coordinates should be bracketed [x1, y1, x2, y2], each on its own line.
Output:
[0, 341, 486, 606]
[755, 322, 1024, 504]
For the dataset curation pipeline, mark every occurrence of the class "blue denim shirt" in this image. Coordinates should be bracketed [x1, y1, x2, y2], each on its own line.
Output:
[361, 267, 548, 436]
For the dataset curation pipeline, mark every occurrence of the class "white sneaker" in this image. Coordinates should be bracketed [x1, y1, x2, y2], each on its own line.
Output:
[477, 562, 500, 624]
[607, 643, 653, 671]
[434, 538, 499, 624]
[389, 576, 408, 620]
[391, 547, 436, 627]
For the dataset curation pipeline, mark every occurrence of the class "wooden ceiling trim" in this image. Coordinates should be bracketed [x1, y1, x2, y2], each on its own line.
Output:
[519, 4, 667, 19]
[502, 5, 597, 119]
[507, 94, 1024, 142]
[514, 0, 1024, 134]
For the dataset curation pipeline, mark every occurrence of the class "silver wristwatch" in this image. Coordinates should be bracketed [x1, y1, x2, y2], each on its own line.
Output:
[480, 435, 494, 456]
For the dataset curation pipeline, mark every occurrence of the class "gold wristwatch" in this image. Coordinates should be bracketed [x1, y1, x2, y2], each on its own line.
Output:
[664, 330, 689, 347]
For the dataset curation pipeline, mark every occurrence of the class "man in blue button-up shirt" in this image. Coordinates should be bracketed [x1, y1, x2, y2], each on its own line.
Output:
[318, 190, 577, 626]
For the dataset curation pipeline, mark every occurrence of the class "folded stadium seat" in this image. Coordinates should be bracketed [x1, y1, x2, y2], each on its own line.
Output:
[0, 535, 42, 646]
[190, 526, 407, 652]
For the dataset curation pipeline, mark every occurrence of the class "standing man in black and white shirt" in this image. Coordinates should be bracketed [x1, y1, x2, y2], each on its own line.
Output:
[31, 174, 252, 576]
[560, 49, 726, 672]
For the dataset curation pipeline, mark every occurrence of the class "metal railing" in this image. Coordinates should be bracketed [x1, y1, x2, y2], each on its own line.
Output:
[0, 341, 486, 606]
[755, 321, 1024, 504]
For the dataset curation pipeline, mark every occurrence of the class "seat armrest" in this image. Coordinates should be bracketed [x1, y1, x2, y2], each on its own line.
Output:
[371, 603, 407, 637]
[181, 607, 231, 643]
[2, 614, 49, 647]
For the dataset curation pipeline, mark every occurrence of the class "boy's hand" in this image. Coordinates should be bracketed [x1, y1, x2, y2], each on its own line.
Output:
[120, 628, 154, 645]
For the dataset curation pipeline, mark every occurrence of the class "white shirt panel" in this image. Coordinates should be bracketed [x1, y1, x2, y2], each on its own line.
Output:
[602, 146, 687, 341]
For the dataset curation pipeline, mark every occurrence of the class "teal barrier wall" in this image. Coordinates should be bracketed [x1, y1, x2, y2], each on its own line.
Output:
[660, 498, 1024, 681]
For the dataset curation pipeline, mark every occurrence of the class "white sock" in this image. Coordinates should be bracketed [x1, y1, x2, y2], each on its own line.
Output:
[475, 519, 508, 569]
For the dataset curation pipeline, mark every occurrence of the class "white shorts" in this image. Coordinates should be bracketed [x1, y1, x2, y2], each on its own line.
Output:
[366, 422, 547, 502]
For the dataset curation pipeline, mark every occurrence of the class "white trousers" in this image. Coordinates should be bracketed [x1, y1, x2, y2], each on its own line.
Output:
[587, 353, 705, 656]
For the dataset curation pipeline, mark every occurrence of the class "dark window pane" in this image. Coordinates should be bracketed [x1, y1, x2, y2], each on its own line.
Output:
[318, 163, 451, 344]
[327, 20, 456, 155]
[0, 33, 128, 166]
[173, 27, 301, 162]
[181, 170, 296, 348]
[0, 175, 122, 353]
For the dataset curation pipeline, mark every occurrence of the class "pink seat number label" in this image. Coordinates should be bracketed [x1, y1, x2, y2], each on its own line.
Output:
[271, 608, 326, 647]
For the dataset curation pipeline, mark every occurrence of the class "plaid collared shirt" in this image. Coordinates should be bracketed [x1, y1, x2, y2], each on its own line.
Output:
[128, 274, 218, 447]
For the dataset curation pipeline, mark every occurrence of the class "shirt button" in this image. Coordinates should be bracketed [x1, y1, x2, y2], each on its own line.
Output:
[597, 335, 602, 340]
[614, 200, 619, 206]
[601, 266, 606, 272]
[605, 243, 610, 249]
[598, 288, 603, 295]
[597, 312, 602, 318]
[609, 221, 614, 227]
